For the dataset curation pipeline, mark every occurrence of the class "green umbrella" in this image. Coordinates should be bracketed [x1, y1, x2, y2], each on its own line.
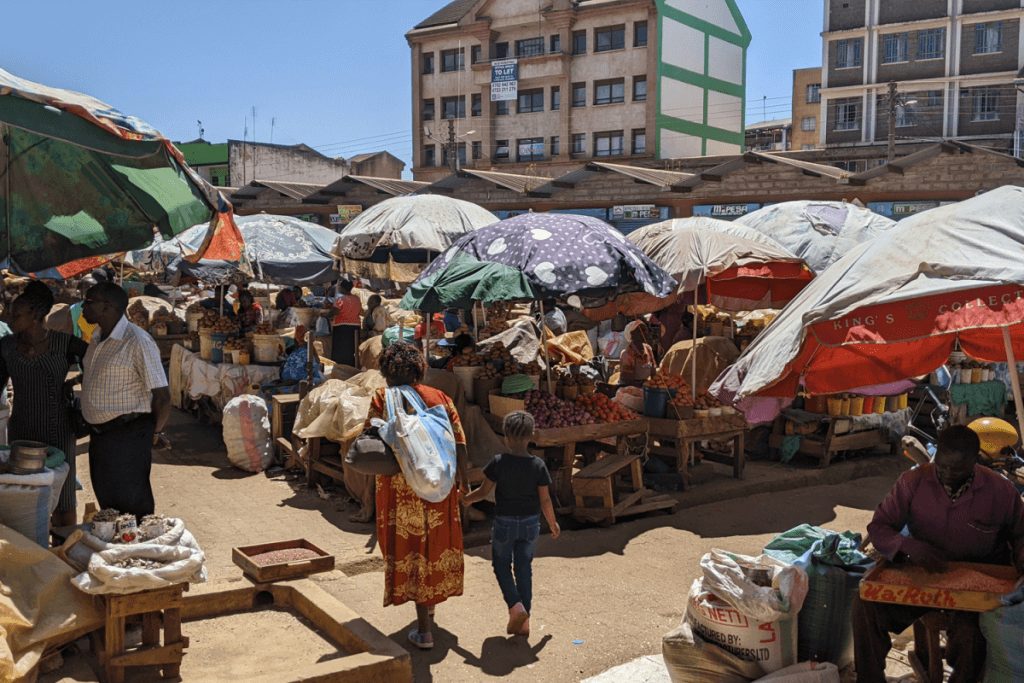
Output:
[401, 252, 536, 312]
[0, 68, 229, 272]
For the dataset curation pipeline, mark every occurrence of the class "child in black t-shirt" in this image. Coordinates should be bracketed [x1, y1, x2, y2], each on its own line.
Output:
[465, 411, 560, 637]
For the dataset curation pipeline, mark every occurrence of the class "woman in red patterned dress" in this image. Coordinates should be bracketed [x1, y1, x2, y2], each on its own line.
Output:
[365, 342, 469, 650]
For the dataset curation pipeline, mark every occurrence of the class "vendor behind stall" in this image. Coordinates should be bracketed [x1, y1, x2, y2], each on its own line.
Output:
[430, 333, 476, 370]
[618, 321, 654, 386]
[236, 289, 263, 333]
[362, 295, 390, 335]
[852, 425, 1024, 683]
[649, 294, 694, 354]
[274, 291, 300, 330]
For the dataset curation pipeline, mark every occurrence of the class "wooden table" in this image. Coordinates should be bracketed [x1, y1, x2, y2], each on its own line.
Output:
[769, 412, 893, 467]
[484, 413, 649, 508]
[152, 334, 189, 360]
[647, 413, 745, 488]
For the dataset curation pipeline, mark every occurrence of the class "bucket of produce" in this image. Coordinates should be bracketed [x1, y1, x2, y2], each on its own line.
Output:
[253, 334, 284, 363]
[643, 387, 670, 419]
[849, 396, 864, 417]
[210, 332, 235, 364]
[827, 396, 843, 416]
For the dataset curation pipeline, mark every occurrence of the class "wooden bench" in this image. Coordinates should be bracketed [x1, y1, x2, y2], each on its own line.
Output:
[648, 414, 745, 487]
[572, 451, 676, 525]
[93, 583, 189, 683]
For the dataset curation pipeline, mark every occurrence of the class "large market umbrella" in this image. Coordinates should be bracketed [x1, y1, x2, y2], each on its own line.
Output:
[0, 68, 242, 273]
[332, 195, 497, 282]
[163, 214, 339, 286]
[629, 217, 813, 310]
[712, 185, 1024, 437]
[735, 200, 896, 275]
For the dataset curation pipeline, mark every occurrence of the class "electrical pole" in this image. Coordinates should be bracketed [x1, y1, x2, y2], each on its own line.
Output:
[447, 119, 457, 172]
[887, 81, 897, 163]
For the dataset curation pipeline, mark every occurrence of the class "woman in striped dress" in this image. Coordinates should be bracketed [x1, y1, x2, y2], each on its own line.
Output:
[0, 282, 89, 527]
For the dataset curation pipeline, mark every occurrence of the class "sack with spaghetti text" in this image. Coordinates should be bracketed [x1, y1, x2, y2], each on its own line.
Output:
[222, 395, 274, 473]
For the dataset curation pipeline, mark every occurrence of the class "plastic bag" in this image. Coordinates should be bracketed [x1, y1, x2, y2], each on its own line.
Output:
[315, 315, 331, 337]
[700, 549, 809, 623]
[753, 662, 839, 683]
[222, 395, 274, 473]
[981, 599, 1024, 683]
[72, 543, 206, 595]
[373, 385, 456, 503]
[763, 525, 874, 668]
[663, 619, 764, 683]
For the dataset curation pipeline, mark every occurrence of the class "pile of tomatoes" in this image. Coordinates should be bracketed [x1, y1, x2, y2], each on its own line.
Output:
[576, 393, 638, 423]
[644, 370, 690, 394]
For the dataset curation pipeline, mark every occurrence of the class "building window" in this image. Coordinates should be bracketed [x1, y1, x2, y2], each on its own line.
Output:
[633, 76, 647, 101]
[472, 140, 482, 160]
[835, 98, 860, 130]
[517, 137, 545, 162]
[595, 25, 625, 52]
[550, 136, 560, 156]
[495, 100, 509, 116]
[571, 133, 586, 154]
[550, 34, 561, 53]
[974, 22, 1002, 54]
[594, 131, 624, 157]
[471, 93, 481, 117]
[918, 28, 944, 60]
[441, 48, 464, 72]
[882, 33, 908, 64]
[441, 144, 466, 169]
[551, 86, 560, 110]
[422, 53, 434, 75]
[807, 83, 820, 104]
[836, 38, 862, 69]
[422, 99, 435, 121]
[594, 79, 625, 105]
[423, 146, 435, 167]
[572, 82, 586, 107]
[516, 37, 544, 58]
[441, 96, 465, 119]
[572, 30, 586, 55]
[494, 140, 509, 159]
[896, 102, 915, 127]
[631, 129, 646, 154]
[972, 88, 1000, 121]
[517, 88, 544, 113]
[495, 42, 509, 59]
[801, 144, 816, 150]
[635, 21, 648, 47]
[927, 89, 943, 106]
[801, 116, 816, 131]
[471, 45, 482, 64]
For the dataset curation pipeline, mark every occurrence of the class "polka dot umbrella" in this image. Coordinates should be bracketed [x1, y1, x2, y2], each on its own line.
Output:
[401, 212, 678, 319]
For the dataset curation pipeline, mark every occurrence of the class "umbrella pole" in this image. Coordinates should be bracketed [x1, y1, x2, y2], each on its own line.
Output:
[691, 285, 698, 398]
[424, 311, 431, 362]
[473, 305, 479, 343]
[1002, 328, 1024, 443]
[539, 299, 553, 393]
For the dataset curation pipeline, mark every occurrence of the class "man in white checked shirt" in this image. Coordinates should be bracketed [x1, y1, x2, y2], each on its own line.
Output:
[81, 282, 171, 521]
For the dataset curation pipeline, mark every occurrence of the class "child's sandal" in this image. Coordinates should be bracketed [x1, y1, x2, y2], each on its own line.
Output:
[507, 603, 528, 635]
[408, 629, 434, 650]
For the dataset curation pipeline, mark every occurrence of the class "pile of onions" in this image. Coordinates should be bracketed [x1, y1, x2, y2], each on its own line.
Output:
[523, 389, 596, 429]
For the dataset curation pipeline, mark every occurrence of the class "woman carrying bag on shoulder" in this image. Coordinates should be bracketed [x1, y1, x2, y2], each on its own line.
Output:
[363, 342, 469, 650]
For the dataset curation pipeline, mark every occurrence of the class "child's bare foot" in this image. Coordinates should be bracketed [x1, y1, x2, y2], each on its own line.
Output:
[507, 603, 528, 634]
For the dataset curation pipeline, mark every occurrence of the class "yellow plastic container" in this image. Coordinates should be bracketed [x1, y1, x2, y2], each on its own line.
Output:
[827, 396, 843, 416]
[899, 392, 909, 410]
[972, 368, 984, 384]
[874, 396, 886, 414]
[840, 396, 851, 416]
[849, 396, 865, 417]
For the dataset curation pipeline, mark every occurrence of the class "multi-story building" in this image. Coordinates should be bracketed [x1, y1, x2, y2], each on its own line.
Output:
[819, 0, 1024, 152]
[745, 119, 792, 151]
[175, 139, 231, 186]
[792, 67, 823, 150]
[406, 0, 751, 182]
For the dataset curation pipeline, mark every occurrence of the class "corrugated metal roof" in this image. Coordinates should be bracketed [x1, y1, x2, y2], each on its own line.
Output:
[589, 161, 696, 187]
[229, 180, 323, 203]
[413, 0, 477, 29]
[421, 169, 554, 196]
[304, 175, 427, 204]
[759, 153, 849, 179]
[668, 152, 846, 192]
[842, 141, 1024, 186]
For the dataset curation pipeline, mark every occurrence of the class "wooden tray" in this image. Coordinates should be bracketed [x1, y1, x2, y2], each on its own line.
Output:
[232, 539, 335, 583]
[860, 560, 1018, 613]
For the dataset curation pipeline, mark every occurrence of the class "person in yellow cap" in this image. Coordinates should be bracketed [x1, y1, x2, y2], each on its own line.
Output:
[47, 277, 99, 343]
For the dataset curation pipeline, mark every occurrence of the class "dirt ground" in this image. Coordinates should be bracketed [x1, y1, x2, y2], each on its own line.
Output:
[42, 409, 909, 683]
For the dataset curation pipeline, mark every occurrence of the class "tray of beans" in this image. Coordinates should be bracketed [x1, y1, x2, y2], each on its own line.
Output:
[232, 538, 335, 583]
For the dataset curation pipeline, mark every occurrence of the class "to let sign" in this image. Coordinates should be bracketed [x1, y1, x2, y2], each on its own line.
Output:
[491, 59, 518, 101]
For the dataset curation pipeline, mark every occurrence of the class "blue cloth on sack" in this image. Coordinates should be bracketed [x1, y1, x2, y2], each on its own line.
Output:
[281, 347, 325, 386]
[950, 381, 1006, 417]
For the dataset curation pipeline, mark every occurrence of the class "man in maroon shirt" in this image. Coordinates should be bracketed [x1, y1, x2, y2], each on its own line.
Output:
[852, 426, 1024, 683]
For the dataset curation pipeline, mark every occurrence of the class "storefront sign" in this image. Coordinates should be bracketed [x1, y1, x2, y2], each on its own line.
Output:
[518, 141, 545, 157]
[693, 203, 760, 220]
[336, 205, 362, 223]
[294, 214, 321, 225]
[490, 59, 518, 101]
[867, 201, 948, 219]
[329, 214, 342, 225]
[611, 204, 658, 220]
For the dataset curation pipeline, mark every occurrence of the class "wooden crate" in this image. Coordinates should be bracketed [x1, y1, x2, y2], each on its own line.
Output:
[233, 539, 335, 583]
[860, 561, 1018, 613]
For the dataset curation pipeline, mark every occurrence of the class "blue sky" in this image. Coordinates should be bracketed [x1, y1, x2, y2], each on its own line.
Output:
[4, 0, 822, 174]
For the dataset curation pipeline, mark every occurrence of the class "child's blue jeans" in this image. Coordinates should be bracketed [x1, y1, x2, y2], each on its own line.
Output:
[491, 514, 541, 613]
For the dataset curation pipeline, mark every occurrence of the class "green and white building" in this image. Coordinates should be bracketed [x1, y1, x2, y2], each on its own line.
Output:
[407, 0, 750, 181]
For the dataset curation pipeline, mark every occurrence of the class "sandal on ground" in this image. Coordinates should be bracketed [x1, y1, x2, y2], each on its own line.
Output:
[507, 603, 528, 635]
[514, 617, 530, 637]
[408, 629, 434, 650]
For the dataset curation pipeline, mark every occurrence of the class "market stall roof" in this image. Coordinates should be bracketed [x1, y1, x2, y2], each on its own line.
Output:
[628, 217, 813, 310]
[713, 185, 1024, 406]
[539, 161, 696, 192]
[733, 199, 897, 275]
[420, 169, 554, 196]
[303, 175, 428, 204]
[669, 152, 849, 193]
[840, 141, 1024, 186]
[0, 67, 239, 272]
[230, 180, 323, 205]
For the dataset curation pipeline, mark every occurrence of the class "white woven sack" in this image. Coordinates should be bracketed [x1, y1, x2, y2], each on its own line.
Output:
[72, 543, 206, 595]
[223, 395, 274, 472]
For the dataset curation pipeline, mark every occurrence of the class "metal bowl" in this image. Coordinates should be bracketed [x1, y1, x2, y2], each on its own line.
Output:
[9, 440, 49, 474]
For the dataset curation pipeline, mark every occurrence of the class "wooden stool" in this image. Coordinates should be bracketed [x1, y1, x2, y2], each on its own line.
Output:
[572, 451, 676, 524]
[910, 611, 954, 683]
[95, 583, 190, 683]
